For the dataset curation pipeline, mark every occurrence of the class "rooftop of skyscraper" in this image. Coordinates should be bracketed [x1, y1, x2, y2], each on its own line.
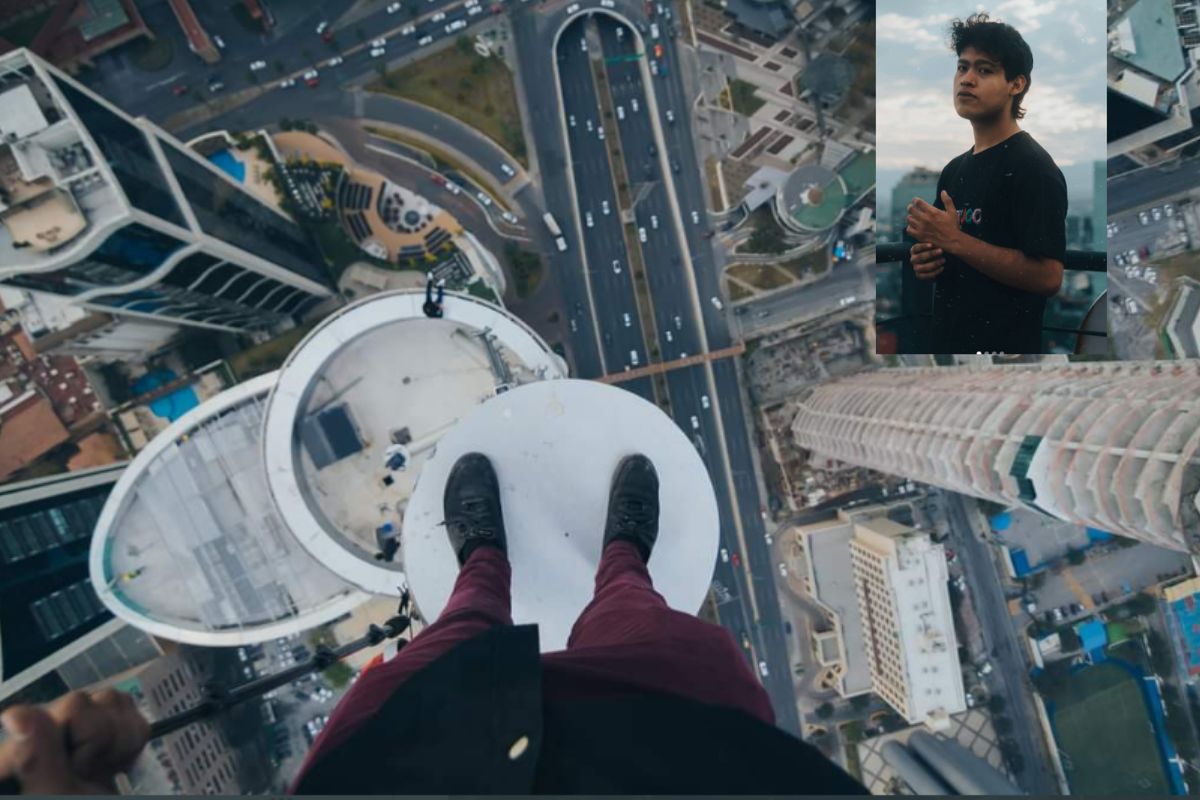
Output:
[0, 50, 121, 267]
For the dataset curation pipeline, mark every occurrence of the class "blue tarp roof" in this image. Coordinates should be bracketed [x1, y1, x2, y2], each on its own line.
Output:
[990, 511, 1012, 531]
[1010, 548, 1033, 577]
[1087, 527, 1114, 543]
[1077, 619, 1108, 654]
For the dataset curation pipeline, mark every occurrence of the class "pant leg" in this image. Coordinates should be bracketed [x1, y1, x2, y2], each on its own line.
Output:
[290, 546, 511, 791]
[566, 541, 668, 648]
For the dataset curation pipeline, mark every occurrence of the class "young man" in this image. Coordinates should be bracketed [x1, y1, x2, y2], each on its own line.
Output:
[906, 13, 1066, 354]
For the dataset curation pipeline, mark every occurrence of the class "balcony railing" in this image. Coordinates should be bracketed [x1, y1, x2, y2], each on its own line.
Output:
[874, 242, 1108, 355]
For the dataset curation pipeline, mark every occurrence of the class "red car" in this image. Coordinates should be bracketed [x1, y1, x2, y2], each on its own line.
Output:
[654, 43, 663, 57]
[431, 174, 446, 186]
[172, 84, 189, 96]
[731, 552, 741, 567]
[321, 30, 334, 43]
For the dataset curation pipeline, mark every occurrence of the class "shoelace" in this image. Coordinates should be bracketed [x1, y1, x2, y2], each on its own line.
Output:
[450, 496, 497, 539]
[613, 497, 655, 534]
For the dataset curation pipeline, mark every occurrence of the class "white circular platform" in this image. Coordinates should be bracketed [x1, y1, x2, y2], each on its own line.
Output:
[403, 379, 720, 652]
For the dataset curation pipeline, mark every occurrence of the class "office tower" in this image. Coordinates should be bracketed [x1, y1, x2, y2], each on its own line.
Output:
[791, 362, 1200, 552]
[0, 49, 334, 333]
[91, 290, 569, 643]
[0, 464, 162, 708]
[849, 519, 965, 730]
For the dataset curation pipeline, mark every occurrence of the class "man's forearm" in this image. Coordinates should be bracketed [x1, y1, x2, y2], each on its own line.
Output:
[944, 229, 1062, 296]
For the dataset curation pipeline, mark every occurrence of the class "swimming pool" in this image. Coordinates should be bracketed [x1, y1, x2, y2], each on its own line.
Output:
[207, 149, 246, 183]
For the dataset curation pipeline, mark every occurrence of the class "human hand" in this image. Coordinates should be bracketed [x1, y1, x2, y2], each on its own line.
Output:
[0, 690, 150, 795]
[909, 242, 945, 281]
[905, 191, 962, 251]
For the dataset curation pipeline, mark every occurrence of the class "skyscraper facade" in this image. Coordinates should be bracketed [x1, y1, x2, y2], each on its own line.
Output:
[791, 362, 1200, 553]
[0, 49, 334, 333]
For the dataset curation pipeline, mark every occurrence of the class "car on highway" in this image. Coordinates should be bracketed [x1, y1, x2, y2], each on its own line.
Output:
[569, 318, 578, 332]
[1139, 210, 1150, 225]
[616, 105, 625, 120]
[585, 211, 594, 228]
[665, 109, 674, 123]
[566, 1, 580, 11]
[638, 227, 647, 242]
[623, 312, 632, 327]
[501, 211, 518, 224]
[654, 43, 663, 57]
[172, 84, 189, 96]
[720, 547, 729, 563]
[597, 125, 604, 140]
[327, 55, 344, 66]
[476, 191, 492, 206]
[213, 34, 225, 49]
[469, 4, 484, 14]
[650, 214, 658, 229]
[500, 162, 515, 177]
[432, 10, 446, 21]
[303, 69, 320, 87]
[701, 395, 709, 409]
[580, 36, 587, 51]
[370, 47, 386, 57]
[778, 562, 788, 577]
[630, 349, 639, 366]
[758, 660, 769, 678]
[316, 20, 329, 34]
[585, 118, 593, 132]
[601, 0, 615, 6]
[670, 159, 680, 173]
[371, 36, 387, 47]
[446, 19, 467, 32]
[568, 114, 576, 127]
[278, 78, 295, 88]
[764, 531, 773, 545]
[710, 295, 723, 310]
[673, 315, 681, 329]
[418, 35, 433, 45]
[740, 631, 751, 650]
[444, 181, 462, 195]
[731, 552, 740, 567]
[631, 98, 639, 112]
[388, 1, 403, 11]
[612, 259, 621, 274]
[838, 295, 856, 307]
[250, 60, 267, 71]
[208, 76, 225, 91]
[650, 60, 658, 75]
[650, 22, 660, 39]
[690, 209, 700, 224]
[400, 23, 415, 34]
[601, 199, 610, 215]
[648, 142, 657, 157]
[664, 330, 672, 342]
[690, 415, 699, 430]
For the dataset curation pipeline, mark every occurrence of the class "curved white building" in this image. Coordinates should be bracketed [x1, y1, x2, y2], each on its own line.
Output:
[90, 289, 569, 644]
[89, 373, 367, 646]
[262, 289, 568, 596]
[791, 361, 1200, 553]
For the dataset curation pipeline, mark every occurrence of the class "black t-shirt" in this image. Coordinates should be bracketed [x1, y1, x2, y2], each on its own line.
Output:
[929, 130, 1067, 354]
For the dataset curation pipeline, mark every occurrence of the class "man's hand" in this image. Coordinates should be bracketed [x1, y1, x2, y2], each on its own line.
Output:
[906, 191, 962, 251]
[909, 242, 945, 281]
[0, 690, 150, 795]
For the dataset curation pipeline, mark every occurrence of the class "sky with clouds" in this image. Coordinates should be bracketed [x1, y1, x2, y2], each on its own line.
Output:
[877, 0, 1107, 212]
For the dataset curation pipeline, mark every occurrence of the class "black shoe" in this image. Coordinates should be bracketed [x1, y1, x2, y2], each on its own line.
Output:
[444, 453, 507, 566]
[602, 455, 660, 563]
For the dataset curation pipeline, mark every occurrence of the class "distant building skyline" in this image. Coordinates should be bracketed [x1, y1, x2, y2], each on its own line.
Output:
[791, 362, 1200, 553]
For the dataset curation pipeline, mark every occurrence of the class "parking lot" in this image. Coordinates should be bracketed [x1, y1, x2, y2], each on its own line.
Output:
[1108, 202, 1186, 310]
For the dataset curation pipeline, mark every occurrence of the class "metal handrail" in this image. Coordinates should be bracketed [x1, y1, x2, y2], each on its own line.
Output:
[875, 242, 1108, 273]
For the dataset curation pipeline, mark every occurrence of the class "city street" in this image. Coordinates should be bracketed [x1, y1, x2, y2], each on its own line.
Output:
[945, 491, 1058, 794]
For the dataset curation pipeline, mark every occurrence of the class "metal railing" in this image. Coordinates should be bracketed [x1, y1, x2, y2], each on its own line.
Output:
[874, 243, 1108, 354]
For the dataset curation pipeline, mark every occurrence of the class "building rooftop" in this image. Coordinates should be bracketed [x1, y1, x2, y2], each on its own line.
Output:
[779, 149, 874, 232]
[0, 50, 124, 272]
[1166, 278, 1200, 358]
[803, 516, 872, 694]
[0, 390, 69, 481]
[1111, 0, 1187, 84]
[262, 289, 568, 596]
[90, 372, 368, 646]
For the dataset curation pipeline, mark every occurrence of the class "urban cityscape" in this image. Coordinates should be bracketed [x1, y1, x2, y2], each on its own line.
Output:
[0, 0, 1197, 796]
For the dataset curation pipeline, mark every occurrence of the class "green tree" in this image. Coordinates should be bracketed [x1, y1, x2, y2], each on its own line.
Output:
[322, 660, 354, 689]
[457, 35, 473, 56]
[815, 702, 834, 719]
[746, 221, 786, 255]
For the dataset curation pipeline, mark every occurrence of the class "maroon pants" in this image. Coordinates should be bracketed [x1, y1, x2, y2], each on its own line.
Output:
[291, 542, 774, 790]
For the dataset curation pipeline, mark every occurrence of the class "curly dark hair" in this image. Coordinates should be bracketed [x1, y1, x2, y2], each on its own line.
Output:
[948, 12, 1034, 120]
